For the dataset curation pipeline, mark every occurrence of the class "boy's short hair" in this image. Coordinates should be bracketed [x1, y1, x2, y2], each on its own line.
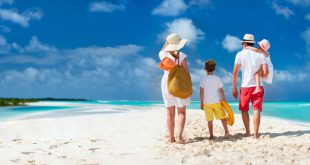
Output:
[205, 59, 216, 72]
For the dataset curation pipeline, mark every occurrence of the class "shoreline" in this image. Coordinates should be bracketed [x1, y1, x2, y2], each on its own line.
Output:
[2, 101, 309, 126]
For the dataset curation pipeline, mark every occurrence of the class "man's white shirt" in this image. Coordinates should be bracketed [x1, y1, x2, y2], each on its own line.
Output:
[234, 49, 266, 87]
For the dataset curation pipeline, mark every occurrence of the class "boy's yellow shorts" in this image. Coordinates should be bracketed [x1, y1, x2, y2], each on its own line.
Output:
[203, 102, 227, 121]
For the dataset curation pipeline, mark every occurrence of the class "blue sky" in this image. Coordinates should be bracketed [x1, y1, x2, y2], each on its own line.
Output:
[0, 0, 309, 101]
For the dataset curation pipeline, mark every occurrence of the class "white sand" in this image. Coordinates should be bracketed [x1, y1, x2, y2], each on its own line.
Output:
[0, 102, 309, 165]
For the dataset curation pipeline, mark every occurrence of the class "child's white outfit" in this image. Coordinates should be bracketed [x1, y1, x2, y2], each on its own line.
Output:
[263, 54, 273, 84]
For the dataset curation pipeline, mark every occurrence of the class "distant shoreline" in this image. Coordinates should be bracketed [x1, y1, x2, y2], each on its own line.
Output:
[0, 98, 87, 107]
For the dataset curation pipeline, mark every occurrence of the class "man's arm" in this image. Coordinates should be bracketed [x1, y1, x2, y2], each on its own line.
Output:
[200, 87, 204, 110]
[261, 63, 269, 79]
[232, 64, 240, 99]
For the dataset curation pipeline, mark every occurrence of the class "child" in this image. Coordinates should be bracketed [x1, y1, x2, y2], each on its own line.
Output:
[246, 39, 273, 94]
[200, 60, 229, 139]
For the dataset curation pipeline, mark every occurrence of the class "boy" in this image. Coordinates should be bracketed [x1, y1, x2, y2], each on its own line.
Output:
[200, 60, 229, 139]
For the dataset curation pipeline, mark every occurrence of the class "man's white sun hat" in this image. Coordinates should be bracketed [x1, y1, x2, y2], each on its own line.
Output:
[242, 34, 255, 44]
[163, 33, 187, 52]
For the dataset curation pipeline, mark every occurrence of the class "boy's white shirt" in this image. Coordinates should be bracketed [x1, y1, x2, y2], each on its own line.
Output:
[200, 75, 223, 104]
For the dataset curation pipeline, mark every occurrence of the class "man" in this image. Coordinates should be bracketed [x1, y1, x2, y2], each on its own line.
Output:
[232, 34, 269, 139]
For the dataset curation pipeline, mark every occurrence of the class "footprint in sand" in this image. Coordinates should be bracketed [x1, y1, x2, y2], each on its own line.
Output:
[21, 152, 35, 155]
[58, 156, 67, 159]
[90, 139, 100, 143]
[193, 149, 211, 157]
[12, 139, 22, 144]
[10, 159, 20, 163]
[49, 145, 58, 150]
[12, 139, 22, 142]
[27, 160, 35, 164]
[89, 148, 100, 152]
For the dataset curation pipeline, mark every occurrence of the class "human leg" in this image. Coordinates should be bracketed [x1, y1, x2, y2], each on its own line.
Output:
[177, 106, 186, 141]
[253, 69, 263, 94]
[208, 121, 214, 139]
[241, 111, 251, 137]
[253, 110, 261, 139]
[252, 87, 264, 139]
[167, 106, 176, 143]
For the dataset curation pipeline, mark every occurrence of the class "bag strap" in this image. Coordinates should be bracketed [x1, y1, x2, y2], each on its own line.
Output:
[173, 52, 180, 66]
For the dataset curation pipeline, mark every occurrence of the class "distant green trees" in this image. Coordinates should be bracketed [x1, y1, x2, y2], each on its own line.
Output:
[0, 98, 38, 106]
[0, 98, 86, 106]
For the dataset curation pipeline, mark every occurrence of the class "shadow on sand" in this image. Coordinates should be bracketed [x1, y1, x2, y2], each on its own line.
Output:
[185, 130, 310, 144]
[185, 133, 245, 144]
[261, 130, 310, 138]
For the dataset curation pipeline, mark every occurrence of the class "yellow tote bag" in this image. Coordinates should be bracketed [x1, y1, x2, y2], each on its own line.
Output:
[167, 59, 193, 99]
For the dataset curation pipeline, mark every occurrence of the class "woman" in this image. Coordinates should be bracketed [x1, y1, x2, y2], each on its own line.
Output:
[159, 33, 191, 143]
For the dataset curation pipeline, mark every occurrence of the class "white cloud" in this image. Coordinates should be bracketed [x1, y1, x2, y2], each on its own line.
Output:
[306, 14, 310, 21]
[89, 1, 125, 12]
[271, 3, 294, 18]
[302, 27, 310, 55]
[273, 70, 308, 82]
[24, 36, 57, 53]
[0, 35, 11, 53]
[0, 25, 10, 32]
[23, 8, 43, 20]
[0, 35, 162, 99]
[189, 0, 211, 6]
[70, 45, 143, 57]
[218, 67, 233, 84]
[152, 0, 187, 16]
[0, 36, 145, 66]
[285, 0, 310, 6]
[195, 59, 204, 66]
[0, 8, 43, 27]
[0, 42, 161, 99]
[222, 34, 242, 52]
[158, 18, 205, 45]
[0, 36, 7, 46]
[0, 0, 13, 6]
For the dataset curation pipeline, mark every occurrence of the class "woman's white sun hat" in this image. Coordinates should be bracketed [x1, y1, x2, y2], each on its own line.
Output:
[242, 34, 255, 44]
[258, 39, 270, 52]
[163, 33, 187, 52]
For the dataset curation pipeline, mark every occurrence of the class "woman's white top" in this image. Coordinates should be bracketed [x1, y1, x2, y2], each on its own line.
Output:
[159, 51, 190, 108]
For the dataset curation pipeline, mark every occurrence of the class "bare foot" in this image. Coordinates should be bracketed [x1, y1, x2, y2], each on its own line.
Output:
[244, 133, 251, 137]
[253, 134, 259, 139]
[224, 132, 230, 138]
[168, 138, 176, 143]
[176, 137, 185, 144]
[177, 139, 185, 144]
[208, 135, 214, 140]
[253, 87, 261, 94]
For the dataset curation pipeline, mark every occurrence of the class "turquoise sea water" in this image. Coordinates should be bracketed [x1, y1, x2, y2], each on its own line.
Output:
[0, 101, 309, 123]
[98, 101, 310, 123]
[0, 106, 76, 121]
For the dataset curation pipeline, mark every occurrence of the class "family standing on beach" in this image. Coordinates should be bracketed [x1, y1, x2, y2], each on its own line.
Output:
[159, 33, 273, 143]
